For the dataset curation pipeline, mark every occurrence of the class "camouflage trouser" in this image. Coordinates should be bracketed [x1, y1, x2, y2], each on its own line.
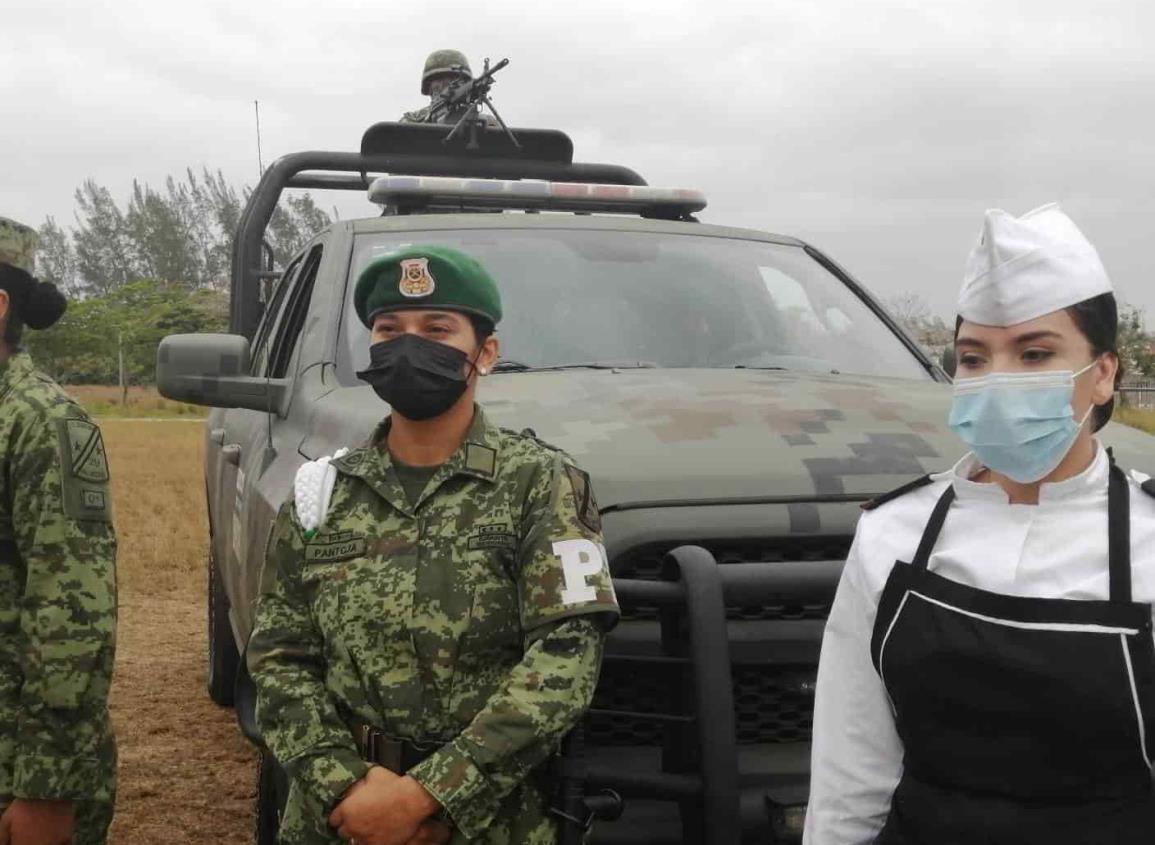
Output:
[0, 797, 115, 845]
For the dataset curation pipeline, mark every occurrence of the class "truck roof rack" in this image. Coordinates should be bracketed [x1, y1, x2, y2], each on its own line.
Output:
[230, 123, 651, 337]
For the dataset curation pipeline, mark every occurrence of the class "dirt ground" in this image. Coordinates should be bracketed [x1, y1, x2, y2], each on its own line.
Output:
[100, 420, 256, 844]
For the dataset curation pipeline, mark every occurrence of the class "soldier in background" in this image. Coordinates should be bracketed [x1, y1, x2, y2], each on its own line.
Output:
[402, 50, 494, 126]
[0, 217, 118, 845]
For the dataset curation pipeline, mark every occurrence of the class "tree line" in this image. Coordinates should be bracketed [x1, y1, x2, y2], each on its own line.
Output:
[25, 169, 333, 385]
[37, 168, 331, 296]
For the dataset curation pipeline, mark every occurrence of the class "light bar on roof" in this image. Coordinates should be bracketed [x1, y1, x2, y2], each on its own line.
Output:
[367, 175, 707, 216]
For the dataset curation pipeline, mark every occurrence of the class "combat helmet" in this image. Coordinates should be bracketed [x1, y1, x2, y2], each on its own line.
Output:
[421, 49, 472, 95]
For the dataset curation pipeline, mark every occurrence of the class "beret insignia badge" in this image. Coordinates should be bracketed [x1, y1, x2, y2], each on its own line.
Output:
[399, 257, 436, 298]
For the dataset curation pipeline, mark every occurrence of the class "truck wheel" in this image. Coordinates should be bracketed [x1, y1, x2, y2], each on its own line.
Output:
[208, 543, 240, 706]
[255, 749, 286, 845]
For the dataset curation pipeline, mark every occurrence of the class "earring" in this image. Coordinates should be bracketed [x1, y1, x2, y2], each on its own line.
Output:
[480, 367, 489, 375]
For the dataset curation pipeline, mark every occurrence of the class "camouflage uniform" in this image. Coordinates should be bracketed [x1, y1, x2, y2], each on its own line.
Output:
[0, 352, 118, 843]
[249, 407, 618, 845]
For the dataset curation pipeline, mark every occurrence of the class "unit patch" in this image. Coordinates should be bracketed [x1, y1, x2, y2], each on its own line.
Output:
[56, 418, 112, 522]
[564, 464, 601, 533]
[62, 419, 110, 483]
[398, 257, 436, 298]
[305, 530, 367, 564]
[468, 522, 517, 552]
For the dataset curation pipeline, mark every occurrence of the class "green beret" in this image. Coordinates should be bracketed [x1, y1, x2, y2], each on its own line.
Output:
[354, 245, 503, 328]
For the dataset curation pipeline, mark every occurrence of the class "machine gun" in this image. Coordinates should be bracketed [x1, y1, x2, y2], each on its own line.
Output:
[427, 57, 521, 151]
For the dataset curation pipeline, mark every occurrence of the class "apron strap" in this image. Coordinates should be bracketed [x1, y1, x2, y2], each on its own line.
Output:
[910, 485, 956, 571]
[1107, 459, 1132, 604]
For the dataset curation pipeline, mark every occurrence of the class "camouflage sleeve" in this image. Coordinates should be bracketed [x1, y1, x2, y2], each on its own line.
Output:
[10, 411, 117, 801]
[518, 452, 620, 632]
[248, 500, 370, 811]
[407, 615, 604, 838]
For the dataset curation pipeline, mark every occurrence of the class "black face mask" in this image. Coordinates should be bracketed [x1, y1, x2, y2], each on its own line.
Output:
[356, 333, 478, 421]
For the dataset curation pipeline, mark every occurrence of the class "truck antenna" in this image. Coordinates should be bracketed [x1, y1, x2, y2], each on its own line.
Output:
[254, 99, 265, 177]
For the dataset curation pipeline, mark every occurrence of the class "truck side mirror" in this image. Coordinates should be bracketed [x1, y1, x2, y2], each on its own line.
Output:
[156, 333, 288, 413]
[941, 345, 957, 379]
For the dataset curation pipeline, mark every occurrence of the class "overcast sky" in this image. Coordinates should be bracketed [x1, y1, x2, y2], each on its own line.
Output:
[2, 0, 1153, 319]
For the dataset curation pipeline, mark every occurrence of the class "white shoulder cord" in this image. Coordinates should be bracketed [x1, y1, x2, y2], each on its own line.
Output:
[294, 448, 350, 539]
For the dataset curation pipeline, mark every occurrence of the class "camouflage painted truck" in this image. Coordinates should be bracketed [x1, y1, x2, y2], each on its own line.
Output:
[156, 123, 1155, 844]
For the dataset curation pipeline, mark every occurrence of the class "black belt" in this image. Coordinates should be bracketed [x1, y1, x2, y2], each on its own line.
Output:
[349, 719, 441, 774]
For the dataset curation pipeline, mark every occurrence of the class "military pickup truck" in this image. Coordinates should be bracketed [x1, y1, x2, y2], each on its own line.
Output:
[157, 122, 1155, 844]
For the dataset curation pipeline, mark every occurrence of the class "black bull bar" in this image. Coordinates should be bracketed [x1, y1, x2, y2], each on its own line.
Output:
[559, 547, 842, 845]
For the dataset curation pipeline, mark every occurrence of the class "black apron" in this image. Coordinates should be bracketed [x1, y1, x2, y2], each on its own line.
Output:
[869, 459, 1155, 844]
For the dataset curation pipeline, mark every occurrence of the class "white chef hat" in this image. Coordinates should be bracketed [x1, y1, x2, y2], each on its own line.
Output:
[957, 203, 1113, 327]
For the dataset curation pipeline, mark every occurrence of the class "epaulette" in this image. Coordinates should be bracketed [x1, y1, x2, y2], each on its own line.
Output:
[860, 474, 934, 511]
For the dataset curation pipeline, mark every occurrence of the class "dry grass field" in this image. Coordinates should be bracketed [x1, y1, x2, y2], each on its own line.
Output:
[101, 420, 255, 844]
[1118, 406, 1155, 435]
[66, 385, 207, 419]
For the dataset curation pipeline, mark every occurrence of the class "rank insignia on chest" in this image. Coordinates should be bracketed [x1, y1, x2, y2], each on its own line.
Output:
[468, 522, 517, 552]
[304, 530, 368, 564]
[398, 257, 436, 298]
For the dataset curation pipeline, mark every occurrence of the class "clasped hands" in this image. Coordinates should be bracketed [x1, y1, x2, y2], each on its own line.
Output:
[329, 766, 451, 845]
[0, 799, 74, 845]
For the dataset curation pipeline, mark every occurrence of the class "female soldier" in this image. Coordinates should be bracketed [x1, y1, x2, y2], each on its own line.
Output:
[0, 217, 118, 845]
[248, 246, 619, 845]
[805, 204, 1155, 845]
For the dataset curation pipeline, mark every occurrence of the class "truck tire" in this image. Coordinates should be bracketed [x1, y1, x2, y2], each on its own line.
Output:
[255, 749, 286, 845]
[208, 543, 240, 706]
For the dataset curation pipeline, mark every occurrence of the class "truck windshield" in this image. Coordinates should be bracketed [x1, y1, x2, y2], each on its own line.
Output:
[338, 228, 929, 381]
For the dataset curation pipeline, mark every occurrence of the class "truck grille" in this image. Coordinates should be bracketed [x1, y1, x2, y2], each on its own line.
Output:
[589, 536, 849, 747]
[589, 662, 817, 746]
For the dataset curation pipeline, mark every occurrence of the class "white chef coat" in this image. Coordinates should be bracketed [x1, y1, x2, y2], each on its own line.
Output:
[803, 441, 1155, 845]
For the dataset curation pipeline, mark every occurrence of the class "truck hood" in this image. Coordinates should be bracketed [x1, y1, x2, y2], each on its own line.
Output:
[302, 368, 1155, 509]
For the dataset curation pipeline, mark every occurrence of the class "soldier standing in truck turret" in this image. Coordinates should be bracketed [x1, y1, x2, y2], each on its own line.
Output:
[401, 50, 476, 125]
[0, 216, 118, 845]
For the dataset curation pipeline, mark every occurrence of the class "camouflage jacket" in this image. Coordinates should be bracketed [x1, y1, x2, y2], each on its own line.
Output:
[0, 352, 117, 810]
[249, 407, 619, 844]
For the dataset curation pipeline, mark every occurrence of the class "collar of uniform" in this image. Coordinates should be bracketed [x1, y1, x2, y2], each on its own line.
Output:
[0, 350, 34, 399]
[932, 440, 1109, 505]
[338, 404, 502, 486]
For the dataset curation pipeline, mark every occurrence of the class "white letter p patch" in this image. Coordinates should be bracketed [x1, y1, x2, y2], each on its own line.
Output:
[553, 538, 607, 606]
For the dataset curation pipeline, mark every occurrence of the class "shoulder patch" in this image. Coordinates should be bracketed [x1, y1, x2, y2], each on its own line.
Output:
[861, 474, 934, 511]
[61, 418, 110, 483]
[464, 443, 497, 476]
[564, 464, 602, 534]
[55, 418, 112, 522]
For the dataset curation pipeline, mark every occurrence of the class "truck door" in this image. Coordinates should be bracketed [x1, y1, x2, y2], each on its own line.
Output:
[230, 240, 326, 639]
[213, 250, 305, 639]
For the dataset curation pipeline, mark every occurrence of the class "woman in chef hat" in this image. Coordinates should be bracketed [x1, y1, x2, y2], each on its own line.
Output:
[805, 204, 1155, 845]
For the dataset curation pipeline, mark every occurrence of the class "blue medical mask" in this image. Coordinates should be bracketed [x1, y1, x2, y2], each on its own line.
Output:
[948, 361, 1098, 484]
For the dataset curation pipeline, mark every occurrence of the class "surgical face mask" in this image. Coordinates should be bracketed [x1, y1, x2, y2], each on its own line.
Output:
[356, 333, 477, 421]
[948, 361, 1098, 484]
